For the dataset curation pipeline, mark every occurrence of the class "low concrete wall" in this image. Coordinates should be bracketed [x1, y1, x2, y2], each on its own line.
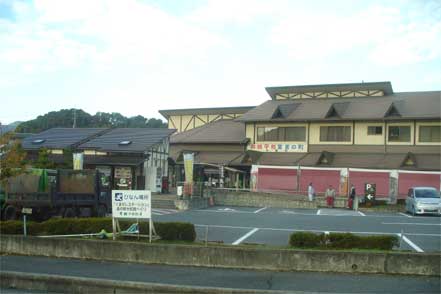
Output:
[1, 235, 439, 276]
[1, 271, 285, 294]
[210, 190, 348, 209]
[175, 197, 210, 210]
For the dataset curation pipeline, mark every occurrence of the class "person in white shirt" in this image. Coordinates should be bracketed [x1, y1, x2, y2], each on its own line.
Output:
[308, 183, 315, 202]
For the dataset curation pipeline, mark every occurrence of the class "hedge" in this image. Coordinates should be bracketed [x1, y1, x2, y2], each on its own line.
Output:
[0, 218, 196, 242]
[289, 232, 398, 250]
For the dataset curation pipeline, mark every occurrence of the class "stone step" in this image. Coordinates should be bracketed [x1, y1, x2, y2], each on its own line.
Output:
[151, 199, 176, 209]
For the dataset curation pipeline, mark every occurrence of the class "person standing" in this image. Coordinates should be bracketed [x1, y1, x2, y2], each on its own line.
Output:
[325, 185, 336, 208]
[348, 184, 356, 209]
[308, 183, 315, 202]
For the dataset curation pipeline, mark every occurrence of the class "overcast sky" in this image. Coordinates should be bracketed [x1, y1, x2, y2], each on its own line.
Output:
[0, 0, 440, 124]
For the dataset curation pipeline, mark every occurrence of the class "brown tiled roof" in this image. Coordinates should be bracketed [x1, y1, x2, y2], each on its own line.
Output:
[236, 91, 441, 122]
[159, 106, 254, 119]
[254, 152, 307, 166]
[171, 149, 246, 165]
[170, 120, 248, 144]
[266, 82, 394, 99]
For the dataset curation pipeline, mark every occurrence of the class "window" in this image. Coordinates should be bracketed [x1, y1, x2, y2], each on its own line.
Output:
[285, 127, 306, 141]
[256, 127, 306, 142]
[388, 126, 410, 142]
[419, 126, 441, 142]
[367, 126, 382, 135]
[320, 126, 351, 142]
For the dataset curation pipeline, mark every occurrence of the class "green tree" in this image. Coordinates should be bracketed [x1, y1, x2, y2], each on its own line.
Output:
[0, 133, 27, 183]
[33, 148, 55, 169]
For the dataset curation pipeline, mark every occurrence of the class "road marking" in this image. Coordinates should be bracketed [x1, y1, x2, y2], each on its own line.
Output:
[398, 234, 424, 252]
[317, 209, 321, 215]
[232, 228, 259, 245]
[254, 207, 267, 214]
[152, 209, 178, 216]
[194, 224, 441, 237]
[358, 211, 366, 216]
[383, 222, 441, 226]
[194, 209, 433, 219]
[398, 212, 412, 218]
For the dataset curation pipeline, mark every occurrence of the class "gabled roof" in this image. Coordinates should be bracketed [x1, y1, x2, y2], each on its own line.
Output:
[272, 103, 300, 119]
[325, 102, 350, 119]
[266, 81, 394, 99]
[22, 128, 108, 150]
[78, 128, 175, 153]
[170, 120, 248, 144]
[236, 91, 441, 122]
[159, 106, 255, 119]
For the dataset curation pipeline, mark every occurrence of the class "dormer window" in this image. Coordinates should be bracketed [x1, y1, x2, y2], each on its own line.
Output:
[118, 140, 132, 146]
[32, 139, 45, 144]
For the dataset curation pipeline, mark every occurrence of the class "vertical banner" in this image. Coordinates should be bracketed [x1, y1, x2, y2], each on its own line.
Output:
[72, 153, 83, 170]
[183, 153, 194, 184]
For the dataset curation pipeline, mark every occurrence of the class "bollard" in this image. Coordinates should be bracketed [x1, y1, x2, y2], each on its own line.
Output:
[205, 225, 209, 246]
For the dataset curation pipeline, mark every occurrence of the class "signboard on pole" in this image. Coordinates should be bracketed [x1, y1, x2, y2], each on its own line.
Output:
[111, 190, 151, 219]
[111, 190, 154, 242]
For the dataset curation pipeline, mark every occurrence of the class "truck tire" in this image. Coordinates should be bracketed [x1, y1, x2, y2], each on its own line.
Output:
[4, 206, 17, 221]
[63, 208, 76, 218]
[97, 205, 107, 217]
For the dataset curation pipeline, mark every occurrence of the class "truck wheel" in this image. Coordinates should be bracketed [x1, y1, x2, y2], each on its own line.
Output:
[63, 208, 76, 218]
[97, 205, 107, 217]
[4, 206, 17, 221]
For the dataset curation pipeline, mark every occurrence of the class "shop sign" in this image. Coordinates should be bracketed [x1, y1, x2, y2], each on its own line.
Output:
[248, 143, 306, 152]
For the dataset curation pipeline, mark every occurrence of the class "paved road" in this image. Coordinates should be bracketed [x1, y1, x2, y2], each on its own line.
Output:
[1, 255, 439, 293]
[154, 206, 441, 252]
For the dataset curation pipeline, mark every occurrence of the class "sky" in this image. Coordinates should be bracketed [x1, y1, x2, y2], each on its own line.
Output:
[0, 0, 440, 124]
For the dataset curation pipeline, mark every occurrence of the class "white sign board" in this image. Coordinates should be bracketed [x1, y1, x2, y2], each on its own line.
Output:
[111, 190, 151, 219]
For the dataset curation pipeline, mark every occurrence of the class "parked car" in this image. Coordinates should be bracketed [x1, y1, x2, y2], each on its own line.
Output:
[406, 187, 441, 216]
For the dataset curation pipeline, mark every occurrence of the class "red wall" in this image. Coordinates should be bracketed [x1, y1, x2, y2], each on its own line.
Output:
[398, 173, 440, 198]
[349, 171, 390, 197]
[257, 168, 297, 192]
[299, 169, 340, 194]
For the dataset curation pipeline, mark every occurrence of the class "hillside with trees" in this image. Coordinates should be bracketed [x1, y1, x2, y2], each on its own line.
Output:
[15, 109, 167, 133]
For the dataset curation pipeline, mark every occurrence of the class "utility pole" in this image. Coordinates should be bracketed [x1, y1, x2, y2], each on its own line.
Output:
[73, 109, 77, 128]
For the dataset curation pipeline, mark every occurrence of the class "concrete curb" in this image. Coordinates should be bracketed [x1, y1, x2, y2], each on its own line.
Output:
[1, 235, 440, 276]
[0, 271, 302, 294]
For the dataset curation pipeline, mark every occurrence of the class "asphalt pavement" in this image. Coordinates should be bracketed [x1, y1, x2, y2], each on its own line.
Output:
[153, 206, 441, 252]
[1, 255, 439, 293]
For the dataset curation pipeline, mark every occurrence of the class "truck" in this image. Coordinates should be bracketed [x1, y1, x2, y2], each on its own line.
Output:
[1, 169, 111, 221]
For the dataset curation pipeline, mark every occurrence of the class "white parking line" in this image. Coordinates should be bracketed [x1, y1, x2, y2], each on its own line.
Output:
[398, 234, 424, 252]
[232, 228, 259, 245]
[358, 211, 366, 216]
[317, 209, 321, 215]
[194, 224, 441, 237]
[254, 207, 267, 214]
[398, 212, 412, 218]
[383, 222, 441, 226]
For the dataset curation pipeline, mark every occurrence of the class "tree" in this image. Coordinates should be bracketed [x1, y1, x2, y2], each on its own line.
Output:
[33, 148, 55, 169]
[0, 133, 27, 183]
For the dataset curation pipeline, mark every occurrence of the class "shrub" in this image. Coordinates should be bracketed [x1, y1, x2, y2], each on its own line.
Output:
[356, 235, 399, 250]
[288, 231, 398, 250]
[289, 232, 325, 248]
[327, 233, 360, 249]
[0, 219, 196, 242]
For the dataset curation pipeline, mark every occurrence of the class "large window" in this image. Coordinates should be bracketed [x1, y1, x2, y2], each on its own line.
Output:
[419, 126, 441, 142]
[388, 126, 411, 142]
[320, 126, 351, 142]
[257, 126, 306, 142]
[367, 126, 382, 135]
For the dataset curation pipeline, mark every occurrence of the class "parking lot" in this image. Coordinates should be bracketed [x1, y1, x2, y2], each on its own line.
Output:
[154, 206, 441, 252]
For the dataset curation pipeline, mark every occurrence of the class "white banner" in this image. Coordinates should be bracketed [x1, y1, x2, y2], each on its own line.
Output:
[111, 190, 151, 219]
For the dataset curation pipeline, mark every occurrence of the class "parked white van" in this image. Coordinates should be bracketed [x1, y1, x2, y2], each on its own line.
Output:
[406, 187, 441, 216]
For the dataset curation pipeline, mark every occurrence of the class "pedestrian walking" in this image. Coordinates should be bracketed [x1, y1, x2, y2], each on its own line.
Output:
[308, 182, 315, 202]
[325, 185, 336, 208]
[348, 184, 355, 209]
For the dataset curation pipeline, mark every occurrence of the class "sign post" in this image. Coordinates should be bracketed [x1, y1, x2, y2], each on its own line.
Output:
[111, 190, 153, 242]
[21, 208, 32, 237]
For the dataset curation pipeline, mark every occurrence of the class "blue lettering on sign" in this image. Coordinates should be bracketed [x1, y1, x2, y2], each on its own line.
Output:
[115, 193, 123, 201]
